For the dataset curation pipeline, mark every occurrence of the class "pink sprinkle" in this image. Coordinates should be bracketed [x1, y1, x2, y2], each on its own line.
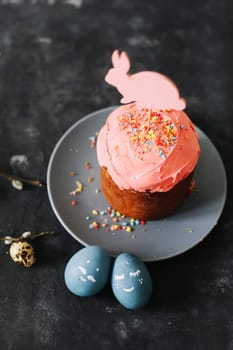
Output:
[70, 191, 77, 196]
[85, 161, 92, 170]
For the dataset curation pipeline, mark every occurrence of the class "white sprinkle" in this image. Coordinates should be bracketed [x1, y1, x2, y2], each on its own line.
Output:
[86, 260, 90, 264]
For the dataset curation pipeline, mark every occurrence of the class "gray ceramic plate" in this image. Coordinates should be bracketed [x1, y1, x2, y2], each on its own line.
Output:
[47, 106, 227, 261]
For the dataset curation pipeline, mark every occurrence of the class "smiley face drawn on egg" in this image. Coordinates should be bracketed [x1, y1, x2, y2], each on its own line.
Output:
[77, 263, 98, 283]
[111, 253, 152, 309]
[114, 269, 143, 292]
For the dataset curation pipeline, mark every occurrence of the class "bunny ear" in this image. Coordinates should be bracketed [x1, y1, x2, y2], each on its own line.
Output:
[119, 51, 130, 73]
[111, 49, 130, 73]
[112, 49, 121, 67]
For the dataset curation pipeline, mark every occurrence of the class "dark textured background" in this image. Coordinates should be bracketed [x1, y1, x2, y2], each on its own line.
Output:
[0, 0, 232, 349]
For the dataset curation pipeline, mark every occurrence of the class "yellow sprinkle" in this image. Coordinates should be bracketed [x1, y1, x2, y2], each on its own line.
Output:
[75, 181, 83, 193]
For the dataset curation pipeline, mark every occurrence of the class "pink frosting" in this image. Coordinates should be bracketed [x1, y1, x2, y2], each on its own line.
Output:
[97, 103, 200, 192]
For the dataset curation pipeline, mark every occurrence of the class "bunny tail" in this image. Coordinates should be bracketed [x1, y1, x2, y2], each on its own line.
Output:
[179, 97, 186, 110]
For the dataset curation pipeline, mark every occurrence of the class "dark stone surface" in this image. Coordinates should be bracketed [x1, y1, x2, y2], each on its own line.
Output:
[0, 0, 232, 349]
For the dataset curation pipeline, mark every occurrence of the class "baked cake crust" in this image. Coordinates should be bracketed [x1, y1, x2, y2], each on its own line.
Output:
[100, 166, 193, 220]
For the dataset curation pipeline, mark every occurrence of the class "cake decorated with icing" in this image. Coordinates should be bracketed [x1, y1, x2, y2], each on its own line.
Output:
[97, 50, 200, 220]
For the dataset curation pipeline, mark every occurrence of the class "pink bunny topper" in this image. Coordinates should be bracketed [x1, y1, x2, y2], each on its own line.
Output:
[105, 50, 186, 110]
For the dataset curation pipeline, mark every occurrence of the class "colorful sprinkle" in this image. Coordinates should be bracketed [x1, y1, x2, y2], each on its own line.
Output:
[86, 205, 148, 235]
[89, 136, 97, 148]
[70, 190, 77, 196]
[88, 176, 94, 183]
[92, 209, 99, 215]
[121, 221, 128, 227]
[75, 181, 83, 192]
[70, 181, 83, 195]
[85, 161, 92, 170]
[100, 210, 107, 216]
[118, 108, 178, 159]
[90, 221, 100, 229]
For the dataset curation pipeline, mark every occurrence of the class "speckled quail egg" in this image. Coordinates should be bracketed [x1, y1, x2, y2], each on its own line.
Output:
[9, 240, 36, 267]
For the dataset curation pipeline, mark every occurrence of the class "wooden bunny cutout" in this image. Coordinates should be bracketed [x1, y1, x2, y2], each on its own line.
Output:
[105, 50, 186, 110]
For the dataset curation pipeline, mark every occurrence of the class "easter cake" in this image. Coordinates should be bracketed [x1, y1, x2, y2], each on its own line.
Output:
[97, 50, 200, 220]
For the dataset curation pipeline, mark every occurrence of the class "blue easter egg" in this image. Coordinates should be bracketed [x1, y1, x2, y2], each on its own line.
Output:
[111, 253, 152, 309]
[64, 246, 111, 297]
